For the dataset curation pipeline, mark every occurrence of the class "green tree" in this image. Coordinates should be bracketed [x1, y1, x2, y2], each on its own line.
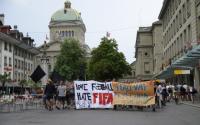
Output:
[19, 79, 28, 94]
[0, 73, 10, 94]
[88, 37, 131, 81]
[55, 38, 87, 81]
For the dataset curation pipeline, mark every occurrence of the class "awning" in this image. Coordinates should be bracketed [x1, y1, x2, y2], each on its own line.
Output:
[155, 44, 200, 79]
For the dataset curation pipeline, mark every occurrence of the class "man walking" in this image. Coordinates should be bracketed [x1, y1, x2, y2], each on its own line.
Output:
[56, 81, 67, 109]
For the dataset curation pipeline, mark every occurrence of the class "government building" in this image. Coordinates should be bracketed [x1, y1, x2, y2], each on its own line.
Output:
[36, 0, 88, 85]
[134, 0, 200, 92]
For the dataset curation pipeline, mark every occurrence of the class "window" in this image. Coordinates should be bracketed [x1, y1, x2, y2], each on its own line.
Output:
[9, 57, 12, 66]
[62, 31, 64, 37]
[187, 0, 191, 18]
[21, 61, 24, 70]
[144, 62, 150, 74]
[144, 52, 149, 57]
[69, 31, 71, 37]
[9, 44, 12, 52]
[72, 31, 74, 37]
[18, 73, 20, 81]
[18, 60, 20, 69]
[15, 48, 17, 55]
[4, 56, 7, 66]
[183, 4, 186, 23]
[25, 62, 27, 70]
[28, 63, 30, 71]
[179, 10, 182, 27]
[188, 24, 191, 42]
[4, 42, 7, 51]
[65, 31, 68, 37]
[15, 59, 17, 68]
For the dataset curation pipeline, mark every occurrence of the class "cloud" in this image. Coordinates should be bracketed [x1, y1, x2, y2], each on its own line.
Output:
[10, 0, 31, 6]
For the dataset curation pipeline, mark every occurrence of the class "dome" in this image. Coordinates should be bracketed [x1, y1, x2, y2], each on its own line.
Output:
[51, 1, 82, 22]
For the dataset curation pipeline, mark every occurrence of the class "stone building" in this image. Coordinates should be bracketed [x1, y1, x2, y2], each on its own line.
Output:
[135, 27, 154, 81]
[0, 14, 39, 85]
[157, 0, 200, 91]
[36, 0, 88, 85]
[135, 21, 163, 81]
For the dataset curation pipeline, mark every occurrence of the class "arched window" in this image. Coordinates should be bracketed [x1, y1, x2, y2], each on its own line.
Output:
[65, 31, 68, 37]
[69, 31, 71, 37]
[62, 31, 64, 37]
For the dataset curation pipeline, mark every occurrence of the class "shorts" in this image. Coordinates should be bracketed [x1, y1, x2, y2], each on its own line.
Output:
[46, 95, 54, 100]
[58, 96, 65, 102]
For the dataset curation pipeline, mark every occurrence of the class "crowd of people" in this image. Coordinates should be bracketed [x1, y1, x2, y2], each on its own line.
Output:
[42, 79, 199, 111]
[43, 79, 74, 111]
[154, 82, 198, 108]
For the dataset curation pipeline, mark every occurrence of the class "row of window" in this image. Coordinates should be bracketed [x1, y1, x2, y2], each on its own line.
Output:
[56, 30, 75, 37]
[163, 0, 191, 30]
[15, 47, 33, 60]
[14, 59, 33, 71]
[164, 24, 192, 63]
[14, 72, 27, 82]
[4, 42, 33, 60]
[163, 0, 192, 47]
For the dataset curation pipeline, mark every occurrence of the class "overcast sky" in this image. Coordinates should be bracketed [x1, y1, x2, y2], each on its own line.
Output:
[0, 0, 163, 63]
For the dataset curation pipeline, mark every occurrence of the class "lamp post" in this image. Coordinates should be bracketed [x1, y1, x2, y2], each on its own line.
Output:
[40, 41, 50, 86]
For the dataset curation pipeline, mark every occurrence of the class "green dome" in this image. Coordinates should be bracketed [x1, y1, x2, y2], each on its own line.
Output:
[51, 8, 82, 22]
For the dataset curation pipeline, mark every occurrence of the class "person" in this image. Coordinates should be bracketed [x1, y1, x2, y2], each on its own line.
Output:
[56, 81, 67, 109]
[44, 79, 56, 111]
[189, 86, 198, 103]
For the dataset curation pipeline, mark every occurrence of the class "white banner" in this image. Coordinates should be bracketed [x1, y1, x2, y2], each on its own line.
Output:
[74, 81, 113, 109]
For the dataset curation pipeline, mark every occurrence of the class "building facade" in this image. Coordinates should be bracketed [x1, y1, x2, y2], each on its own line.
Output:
[36, 0, 87, 85]
[157, 0, 200, 91]
[135, 21, 163, 81]
[0, 14, 39, 86]
[135, 27, 154, 81]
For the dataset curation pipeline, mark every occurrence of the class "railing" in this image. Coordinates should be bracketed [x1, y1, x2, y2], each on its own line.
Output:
[0, 95, 43, 113]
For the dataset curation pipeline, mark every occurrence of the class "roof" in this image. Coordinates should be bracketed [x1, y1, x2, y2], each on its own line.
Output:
[0, 32, 40, 54]
[51, 8, 82, 22]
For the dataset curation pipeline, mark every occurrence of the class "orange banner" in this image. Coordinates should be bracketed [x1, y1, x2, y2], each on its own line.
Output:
[112, 81, 155, 106]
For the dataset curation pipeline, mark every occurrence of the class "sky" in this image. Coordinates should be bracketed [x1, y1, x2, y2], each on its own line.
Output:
[0, 0, 163, 63]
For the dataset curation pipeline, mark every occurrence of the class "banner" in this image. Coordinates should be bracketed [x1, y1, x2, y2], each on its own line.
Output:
[74, 81, 113, 109]
[112, 81, 155, 106]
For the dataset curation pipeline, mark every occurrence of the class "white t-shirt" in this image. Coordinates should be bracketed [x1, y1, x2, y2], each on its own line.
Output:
[58, 85, 66, 97]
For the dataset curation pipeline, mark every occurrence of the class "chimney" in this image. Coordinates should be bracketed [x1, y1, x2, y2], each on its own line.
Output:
[14, 25, 18, 30]
[0, 14, 4, 25]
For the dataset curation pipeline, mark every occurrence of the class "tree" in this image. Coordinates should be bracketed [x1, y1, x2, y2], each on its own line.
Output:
[55, 38, 87, 81]
[88, 37, 131, 81]
[19, 79, 28, 94]
[0, 73, 10, 94]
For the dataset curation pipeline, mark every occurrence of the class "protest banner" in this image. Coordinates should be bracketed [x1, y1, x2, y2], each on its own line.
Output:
[74, 81, 113, 109]
[112, 81, 155, 106]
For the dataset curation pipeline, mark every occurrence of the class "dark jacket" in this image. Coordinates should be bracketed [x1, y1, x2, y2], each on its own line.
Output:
[44, 84, 56, 96]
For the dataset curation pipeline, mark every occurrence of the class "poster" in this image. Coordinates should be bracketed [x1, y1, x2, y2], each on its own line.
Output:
[74, 81, 113, 109]
[112, 81, 155, 106]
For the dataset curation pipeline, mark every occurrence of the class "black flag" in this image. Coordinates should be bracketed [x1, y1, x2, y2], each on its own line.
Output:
[50, 70, 64, 83]
[30, 65, 46, 83]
